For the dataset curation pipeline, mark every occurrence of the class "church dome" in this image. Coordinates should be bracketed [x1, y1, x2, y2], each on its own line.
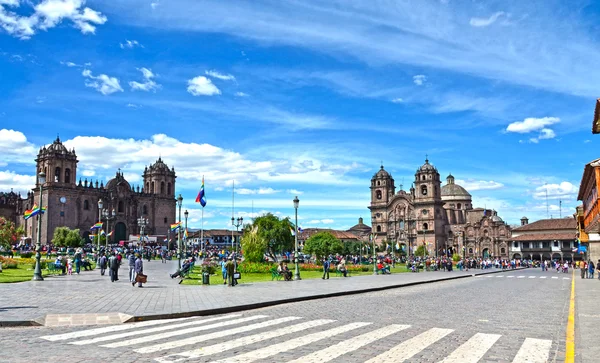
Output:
[419, 158, 436, 172]
[372, 165, 391, 179]
[491, 215, 503, 223]
[441, 174, 471, 198]
[105, 171, 131, 190]
[46, 136, 69, 154]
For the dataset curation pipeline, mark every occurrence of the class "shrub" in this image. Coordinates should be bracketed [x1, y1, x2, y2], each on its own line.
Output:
[200, 260, 219, 275]
[19, 252, 33, 258]
[237, 261, 275, 273]
[0, 256, 18, 269]
[452, 253, 462, 262]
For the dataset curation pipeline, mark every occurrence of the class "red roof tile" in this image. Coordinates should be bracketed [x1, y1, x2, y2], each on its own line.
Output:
[510, 232, 575, 241]
[512, 218, 576, 232]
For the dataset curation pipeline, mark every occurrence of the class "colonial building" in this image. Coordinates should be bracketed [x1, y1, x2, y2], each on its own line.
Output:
[510, 217, 578, 261]
[0, 137, 177, 245]
[189, 229, 242, 248]
[577, 157, 600, 262]
[369, 159, 512, 259]
[346, 217, 372, 242]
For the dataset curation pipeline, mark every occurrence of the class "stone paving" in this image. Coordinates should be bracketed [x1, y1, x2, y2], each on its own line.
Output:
[574, 273, 600, 363]
[0, 260, 521, 326]
[0, 268, 568, 363]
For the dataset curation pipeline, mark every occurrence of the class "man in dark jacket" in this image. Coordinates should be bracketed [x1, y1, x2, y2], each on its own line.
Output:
[108, 252, 119, 282]
[322, 258, 330, 279]
[98, 253, 107, 276]
[133, 253, 144, 287]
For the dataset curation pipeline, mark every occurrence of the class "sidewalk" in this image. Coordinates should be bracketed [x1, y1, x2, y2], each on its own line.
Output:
[0, 260, 518, 327]
[574, 273, 600, 363]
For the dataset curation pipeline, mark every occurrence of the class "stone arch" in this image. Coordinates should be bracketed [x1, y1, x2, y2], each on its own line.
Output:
[167, 183, 172, 195]
[151, 181, 155, 194]
[54, 167, 61, 183]
[118, 200, 124, 213]
[65, 168, 71, 184]
[83, 200, 89, 210]
[376, 225, 382, 233]
[160, 181, 165, 194]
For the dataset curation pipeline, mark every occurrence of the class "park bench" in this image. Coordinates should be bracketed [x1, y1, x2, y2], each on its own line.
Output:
[270, 268, 282, 281]
[180, 262, 195, 279]
[335, 269, 351, 277]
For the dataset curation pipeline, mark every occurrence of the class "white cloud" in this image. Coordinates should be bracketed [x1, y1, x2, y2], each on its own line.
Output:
[236, 187, 279, 195]
[321, 219, 334, 224]
[0, 170, 35, 195]
[456, 179, 504, 191]
[82, 69, 123, 95]
[0, 0, 107, 39]
[529, 128, 556, 143]
[287, 189, 303, 195]
[60, 61, 79, 67]
[187, 76, 221, 96]
[0, 129, 37, 164]
[205, 70, 235, 81]
[235, 92, 249, 97]
[150, 1, 159, 9]
[506, 117, 560, 133]
[391, 98, 403, 103]
[413, 75, 426, 86]
[584, 140, 592, 143]
[120, 39, 143, 49]
[470, 11, 506, 27]
[129, 67, 161, 92]
[306, 219, 335, 224]
[534, 182, 578, 200]
[126, 103, 141, 109]
[81, 169, 95, 177]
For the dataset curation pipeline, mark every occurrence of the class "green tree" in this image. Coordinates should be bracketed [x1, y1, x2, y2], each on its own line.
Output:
[253, 213, 294, 261]
[241, 226, 268, 263]
[452, 253, 462, 262]
[303, 231, 343, 260]
[342, 240, 362, 255]
[51, 227, 84, 248]
[0, 217, 24, 250]
[414, 245, 428, 257]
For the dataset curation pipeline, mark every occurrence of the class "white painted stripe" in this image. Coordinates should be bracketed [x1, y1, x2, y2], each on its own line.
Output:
[552, 276, 558, 279]
[39, 317, 193, 341]
[157, 319, 337, 361]
[70, 314, 245, 345]
[486, 275, 494, 278]
[439, 333, 501, 363]
[528, 276, 536, 279]
[517, 276, 525, 278]
[563, 277, 570, 280]
[540, 276, 547, 279]
[365, 328, 454, 362]
[287, 324, 411, 363]
[211, 322, 371, 363]
[512, 338, 552, 363]
[101, 315, 267, 348]
[506, 276, 515, 278]
[496, 276, 504, 278]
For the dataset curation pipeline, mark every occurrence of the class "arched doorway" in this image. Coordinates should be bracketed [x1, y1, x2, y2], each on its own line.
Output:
[114, 222, 127, 245]
[482, 248, 490, 258]
[552, 253, 562, 261]
[542, 253, 551, 261]
[563, 253, 572, 261]
[513, 253, 522, 260]
[531, 253, 541, 261]
[82, 231, 91, 244]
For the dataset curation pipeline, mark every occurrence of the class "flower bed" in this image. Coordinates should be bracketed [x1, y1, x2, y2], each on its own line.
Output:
[237, 261, 370, 273]
[0, 256, 18, 269]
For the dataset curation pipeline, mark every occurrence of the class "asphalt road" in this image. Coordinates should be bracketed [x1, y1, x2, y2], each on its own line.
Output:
[0, 268, 572, 363]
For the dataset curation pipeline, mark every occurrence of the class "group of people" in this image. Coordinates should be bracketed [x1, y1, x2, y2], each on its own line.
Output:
[97, 250, 145, 287]
[53, 248, 93, 275]
[578, 260, 597, 279]
[220, 256, 239, 286]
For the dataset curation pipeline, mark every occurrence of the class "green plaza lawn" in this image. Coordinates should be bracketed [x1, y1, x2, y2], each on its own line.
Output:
[0, 258, 95, 283]
[181, 263, 410, 286]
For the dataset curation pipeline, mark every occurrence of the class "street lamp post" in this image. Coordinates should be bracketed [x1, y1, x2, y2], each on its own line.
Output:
[184, 210, 189, 256]
[137, 216, 148, 253]
[102, 208, 115, 251]
[32, 171, 46, 281]
[293, 196, 301, 280]
[97, 199, 103, 253]
[231, 216, 243, 271]
[177, 194, 183, 269]
[371, 232, 377, 275]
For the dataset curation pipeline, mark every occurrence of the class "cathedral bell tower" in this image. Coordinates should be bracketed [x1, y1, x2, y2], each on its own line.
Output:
[369, 164, 395, 237]
[413, 157, 445, 254]
[35, 136, 78, 188]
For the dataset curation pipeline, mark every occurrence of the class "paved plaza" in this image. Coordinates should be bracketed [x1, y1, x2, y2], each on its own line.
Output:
[0, 267, 576, 363]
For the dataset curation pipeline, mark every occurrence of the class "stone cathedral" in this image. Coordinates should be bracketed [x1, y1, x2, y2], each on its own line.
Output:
[369, 158, 512, 259]
[0, 137, 177, 245]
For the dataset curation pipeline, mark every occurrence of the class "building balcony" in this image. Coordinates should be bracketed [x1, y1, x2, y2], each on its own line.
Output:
[521, 247, 551, 253]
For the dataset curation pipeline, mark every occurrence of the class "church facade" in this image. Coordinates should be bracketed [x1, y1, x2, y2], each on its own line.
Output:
[0, 137, 177, 245]
[369, 158, 512, 259]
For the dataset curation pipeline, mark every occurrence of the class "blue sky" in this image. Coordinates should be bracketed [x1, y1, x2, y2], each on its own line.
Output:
[1, 0, 599, 230]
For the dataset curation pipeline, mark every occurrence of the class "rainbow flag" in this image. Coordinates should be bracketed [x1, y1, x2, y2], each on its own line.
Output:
[24, 204, 47, 220]
[290, 226, 296, 237]
[184, 229, 188, 239]
[100, 229, 106, 236]
[107, 231, 113, 237]
[170, 222, 181, 231]
[90, 222, 103, 230]
[196, 176, 207, 207]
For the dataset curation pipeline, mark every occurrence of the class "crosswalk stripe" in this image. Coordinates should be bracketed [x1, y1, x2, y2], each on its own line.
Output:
[70, 314, 246, 345]
[563, 277, 570, 280]
[486, 275, 494, 278]
[512, 338, 552, 363]
[496, 276, 504, 278]
[540, 276, 547, 279]
[100, 315, 268, 348]
[439, 333, 501, 362]
[39, 317, 193, 341]
[507, 276, 515, 278]
[210, 322, 371, 363]
[157, 319, 337, 361]
[528, 276, 536, 279]
[552, 276, 558, 279]
[287, 324, 411, 363]
[517, 276, 525, 278]
[365, 327, 454, 362]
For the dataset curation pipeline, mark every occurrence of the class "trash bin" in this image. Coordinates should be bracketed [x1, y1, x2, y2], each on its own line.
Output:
[202, 272, 210, 285]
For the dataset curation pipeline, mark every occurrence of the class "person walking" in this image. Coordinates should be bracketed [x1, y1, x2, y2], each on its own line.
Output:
[98, 253, 107, 276]
[108, 252, 120, 282]
[74, 248, 82, 275]
[225, 257, 235, 286]
[322, 258, 330, 280]
[133, 253, 144, 287]
[128, 251, 136, 283]
[221, 257, 228, 285]
[581, 261, 587, 279]
[589, 260, 595, 279]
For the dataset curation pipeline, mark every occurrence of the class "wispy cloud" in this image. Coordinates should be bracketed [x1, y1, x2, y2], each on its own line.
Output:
[129, 67, 160, 92]
[205, 70, 235, 81]
[470, 12, 506, 28]
[187, 76, 221, 96]
[82, 69, 123, 95]
[506, 116, 559, 143]
[413, 75, 426, 86]
[120, 39, 143, 49]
